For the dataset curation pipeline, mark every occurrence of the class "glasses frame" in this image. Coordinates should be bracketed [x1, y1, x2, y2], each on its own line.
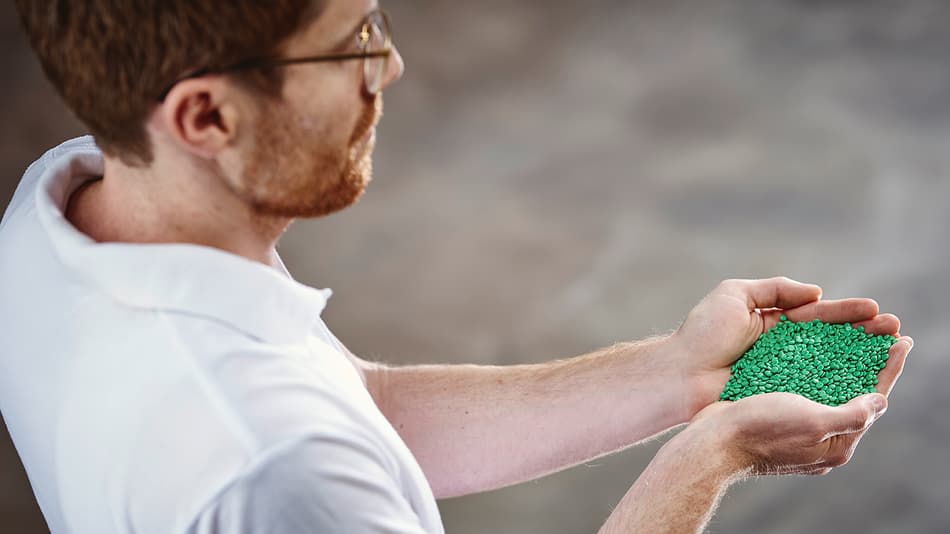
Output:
[157, 8, 393, 101]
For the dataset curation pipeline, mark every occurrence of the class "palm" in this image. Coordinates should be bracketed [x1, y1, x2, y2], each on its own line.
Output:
[691, 391, 887, 477]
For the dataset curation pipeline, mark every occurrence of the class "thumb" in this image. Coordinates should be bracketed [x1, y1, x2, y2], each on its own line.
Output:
[822, 394, 886, 438]
[690, 399, 733, 424]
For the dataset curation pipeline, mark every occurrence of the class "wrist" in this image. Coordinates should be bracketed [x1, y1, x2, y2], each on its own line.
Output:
[672, 411, 752, 482]
[667, 329, 736, 423]
[618, 333, 695, 426]
[665, 330, 712, 423]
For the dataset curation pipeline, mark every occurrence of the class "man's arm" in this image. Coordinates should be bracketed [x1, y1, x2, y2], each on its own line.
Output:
[366, 336, 691, 498]
[344, 277, 903, 499]
[598, 418, 748, 534]
[599, 384, 899, 533]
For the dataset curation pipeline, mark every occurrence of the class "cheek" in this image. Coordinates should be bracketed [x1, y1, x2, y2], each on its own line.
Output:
[297, 104, 359, 149]
[282, 70, 362, 141]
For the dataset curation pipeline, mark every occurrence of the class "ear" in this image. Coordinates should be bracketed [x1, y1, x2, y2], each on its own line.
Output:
[157, 77, 246, 160]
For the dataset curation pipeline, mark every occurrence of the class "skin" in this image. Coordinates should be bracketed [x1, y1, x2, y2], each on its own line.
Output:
[66, 0, 402, 267]
[61, 1, 913, 531]
[595, 280, 912, 533]
[372, 278, 911, 499]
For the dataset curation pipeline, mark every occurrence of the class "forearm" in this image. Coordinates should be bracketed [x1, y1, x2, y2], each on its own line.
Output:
[600, 424, 748, 534]
[371, 335, 693, 498]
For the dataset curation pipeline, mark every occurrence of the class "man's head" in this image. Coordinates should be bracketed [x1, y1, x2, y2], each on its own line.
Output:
[15, 0, 404, 218]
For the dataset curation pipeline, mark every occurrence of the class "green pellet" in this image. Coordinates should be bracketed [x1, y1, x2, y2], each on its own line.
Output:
[719, 315, 896, 406]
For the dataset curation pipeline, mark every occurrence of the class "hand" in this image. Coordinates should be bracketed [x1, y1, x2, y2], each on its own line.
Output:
[688, 383, 900, 477]
[688, 323, 912, 477]
[670, 277, 904, 419]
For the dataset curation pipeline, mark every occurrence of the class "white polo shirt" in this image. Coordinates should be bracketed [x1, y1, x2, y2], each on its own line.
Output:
[0, 137, 444, 534]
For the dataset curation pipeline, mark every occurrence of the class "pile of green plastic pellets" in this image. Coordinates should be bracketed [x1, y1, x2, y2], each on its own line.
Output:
[720, 316, 897, 406]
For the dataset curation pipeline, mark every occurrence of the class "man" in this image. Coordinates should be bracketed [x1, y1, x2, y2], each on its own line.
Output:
[1, 1, 912, 533]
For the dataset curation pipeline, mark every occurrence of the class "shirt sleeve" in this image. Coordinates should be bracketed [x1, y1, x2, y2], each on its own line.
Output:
[185, 434, 431, 534]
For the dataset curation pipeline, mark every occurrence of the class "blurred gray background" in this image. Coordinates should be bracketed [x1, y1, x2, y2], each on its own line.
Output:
[2, 0, 949, 532]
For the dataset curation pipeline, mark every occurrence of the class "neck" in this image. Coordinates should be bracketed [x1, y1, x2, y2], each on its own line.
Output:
[65, 156, 292, 268]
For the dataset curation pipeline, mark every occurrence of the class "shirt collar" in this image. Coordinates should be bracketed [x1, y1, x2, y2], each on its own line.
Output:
[33, 137, 332, 345]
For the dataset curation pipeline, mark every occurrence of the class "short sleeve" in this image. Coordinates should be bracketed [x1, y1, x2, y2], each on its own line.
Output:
[185, 434, 431, 534]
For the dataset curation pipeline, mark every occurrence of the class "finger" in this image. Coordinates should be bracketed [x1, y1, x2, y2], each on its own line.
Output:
[765, 298, 879, 330]
[876, 336, 913, 397]
[852, 313, 901, 336]
[818, 431, 864, 468]
[820, 393, 885, 439]
[718, 277, 822, 310]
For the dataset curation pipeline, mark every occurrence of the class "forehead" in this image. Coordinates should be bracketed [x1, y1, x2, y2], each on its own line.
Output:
[284, 0, 377, 53]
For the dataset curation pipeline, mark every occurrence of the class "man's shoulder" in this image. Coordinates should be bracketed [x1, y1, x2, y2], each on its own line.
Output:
[108, 314, 413, 533]
[56, 301, 368, 448]
[184, 433, 429, 534]
[58, 307, 393, 531]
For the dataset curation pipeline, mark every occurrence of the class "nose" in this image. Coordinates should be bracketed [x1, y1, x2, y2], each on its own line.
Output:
[380, 45, 405, 91]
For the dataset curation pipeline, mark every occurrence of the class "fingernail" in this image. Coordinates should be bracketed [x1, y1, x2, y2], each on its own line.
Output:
[871, 395, 886, 411]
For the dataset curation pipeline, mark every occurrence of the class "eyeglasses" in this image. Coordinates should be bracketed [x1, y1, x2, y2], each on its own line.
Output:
[157, 8, 393, 100]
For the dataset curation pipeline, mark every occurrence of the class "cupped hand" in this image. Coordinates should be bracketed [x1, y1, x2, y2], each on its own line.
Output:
[689, 389, 889, 477]
[680, 301, 913, 477]
[670, 277, 904, 419]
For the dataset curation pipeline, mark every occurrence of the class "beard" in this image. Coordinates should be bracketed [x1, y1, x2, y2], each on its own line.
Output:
[235, 94, 382, 219]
